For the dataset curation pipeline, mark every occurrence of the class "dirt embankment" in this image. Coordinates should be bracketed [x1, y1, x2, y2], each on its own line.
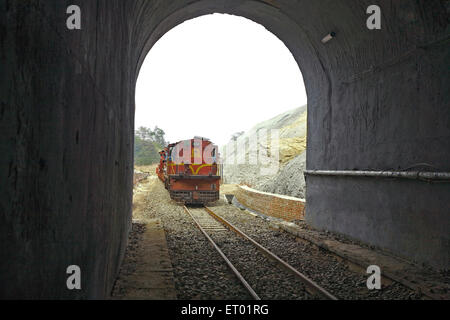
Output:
[132, 165, 157, 220]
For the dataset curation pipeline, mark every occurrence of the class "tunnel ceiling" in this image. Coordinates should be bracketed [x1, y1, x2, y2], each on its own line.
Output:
[1, 0, 449, 298]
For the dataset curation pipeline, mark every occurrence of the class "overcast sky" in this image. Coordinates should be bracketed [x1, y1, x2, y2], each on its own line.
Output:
[135, 14, 307, 146]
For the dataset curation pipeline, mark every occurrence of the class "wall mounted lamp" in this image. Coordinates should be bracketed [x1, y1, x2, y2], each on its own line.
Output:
[321, 32, 336, 44]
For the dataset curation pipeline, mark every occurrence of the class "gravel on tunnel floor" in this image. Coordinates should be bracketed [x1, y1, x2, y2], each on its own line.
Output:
[208, 200, 422, 300]
[187, 207, 314, 300]
[133, 174, 421, 300]
[141, 180, 251, 300]
[112, 222, 147, 298]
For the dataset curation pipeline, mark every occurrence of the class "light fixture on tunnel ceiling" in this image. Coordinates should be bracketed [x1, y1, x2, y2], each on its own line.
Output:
[321, 32, 336, 44]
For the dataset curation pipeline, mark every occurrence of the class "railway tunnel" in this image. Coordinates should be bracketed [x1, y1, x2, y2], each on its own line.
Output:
[0, 0, 449, 299]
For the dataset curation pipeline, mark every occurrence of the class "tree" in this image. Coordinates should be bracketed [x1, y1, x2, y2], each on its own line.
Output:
[153, 126, 166, 146]
[135, 126, 154, 141]
[134, 126, 167, 166]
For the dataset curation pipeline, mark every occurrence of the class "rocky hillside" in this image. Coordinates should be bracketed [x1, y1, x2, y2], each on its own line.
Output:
[222, 105, 307, 199]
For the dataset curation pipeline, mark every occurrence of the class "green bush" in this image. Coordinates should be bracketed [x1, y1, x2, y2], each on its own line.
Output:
[134, 126, 166, 166]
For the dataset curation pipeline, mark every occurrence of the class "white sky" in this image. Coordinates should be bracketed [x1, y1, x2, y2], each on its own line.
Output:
[135, 14, 307, 146]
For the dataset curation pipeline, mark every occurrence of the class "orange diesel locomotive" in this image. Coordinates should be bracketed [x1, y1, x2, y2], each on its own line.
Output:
[156, 137, 220, 204]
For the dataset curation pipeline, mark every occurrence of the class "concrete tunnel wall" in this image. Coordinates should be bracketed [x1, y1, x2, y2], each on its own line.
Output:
[0, 0, 448, 298]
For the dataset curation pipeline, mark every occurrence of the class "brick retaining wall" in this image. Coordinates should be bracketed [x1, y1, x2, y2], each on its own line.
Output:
[234, 186, 305, 221]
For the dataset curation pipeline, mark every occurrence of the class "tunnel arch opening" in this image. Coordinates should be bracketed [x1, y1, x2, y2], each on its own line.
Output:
[130, 0, 324, 206]
[128, 0, 332, 180]
[134, 13, 309, 199]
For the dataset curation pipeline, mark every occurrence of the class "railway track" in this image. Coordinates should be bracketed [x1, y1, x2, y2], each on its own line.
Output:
[183, 205, 338, 300]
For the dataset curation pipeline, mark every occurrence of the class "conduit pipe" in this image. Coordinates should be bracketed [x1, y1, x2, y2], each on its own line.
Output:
[304, 170, 450, 181]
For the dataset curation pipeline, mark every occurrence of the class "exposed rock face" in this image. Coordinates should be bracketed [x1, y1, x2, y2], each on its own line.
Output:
[222, 106, 307, 198]
[260, 151, 307, 199]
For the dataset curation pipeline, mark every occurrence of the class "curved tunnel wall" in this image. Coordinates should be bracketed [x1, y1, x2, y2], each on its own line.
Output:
[0, 0, 448, 298]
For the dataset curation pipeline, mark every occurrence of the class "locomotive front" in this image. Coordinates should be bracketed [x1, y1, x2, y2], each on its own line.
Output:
[163, 137, 221, 204]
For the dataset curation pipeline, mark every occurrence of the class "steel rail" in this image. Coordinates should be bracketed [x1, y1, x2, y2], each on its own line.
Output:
[183, 206, 261, 300]
[204, 206, 338, 300]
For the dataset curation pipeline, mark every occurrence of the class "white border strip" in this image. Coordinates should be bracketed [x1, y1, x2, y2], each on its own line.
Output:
[239, 185, 306, 202]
